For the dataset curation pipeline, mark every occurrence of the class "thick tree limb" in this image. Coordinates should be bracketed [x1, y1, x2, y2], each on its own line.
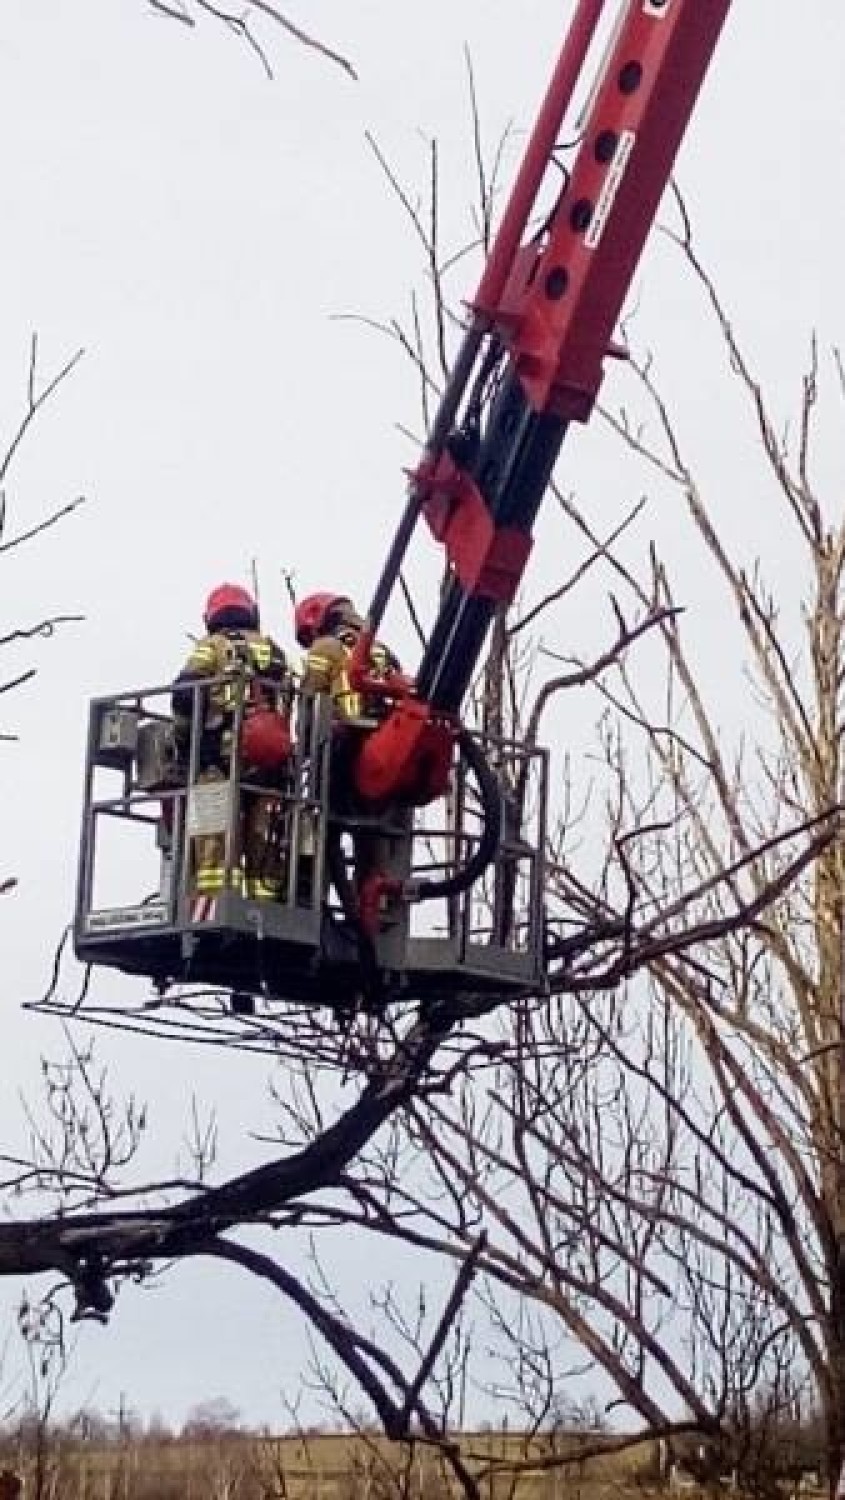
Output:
[0, 1001, 458, 1290]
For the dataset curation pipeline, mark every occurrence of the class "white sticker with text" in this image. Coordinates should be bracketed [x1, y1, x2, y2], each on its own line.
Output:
[584, 130, 636, 250]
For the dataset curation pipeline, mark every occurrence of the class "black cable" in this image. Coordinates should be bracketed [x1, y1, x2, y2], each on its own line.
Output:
[325, 830, 384, 1013]
[411, 730, 501, 904]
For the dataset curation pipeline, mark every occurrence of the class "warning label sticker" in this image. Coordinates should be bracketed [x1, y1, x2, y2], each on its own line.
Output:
[86, 903, 169, 932]
[187, 782, 231, 837]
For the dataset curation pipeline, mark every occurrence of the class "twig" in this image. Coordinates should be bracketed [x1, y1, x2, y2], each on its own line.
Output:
[0, 499, 86, 557]
[0, 616, 84, 647]
[0, 340, 84, 488]
[394, 1234, 486, 1430]
[146, 0, 357, 80]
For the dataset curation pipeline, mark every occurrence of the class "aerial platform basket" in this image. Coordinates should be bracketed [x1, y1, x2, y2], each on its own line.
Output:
[67, 676, 549, 1025]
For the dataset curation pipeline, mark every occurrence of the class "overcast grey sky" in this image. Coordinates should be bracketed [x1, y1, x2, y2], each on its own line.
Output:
[1, 0, 844, 1428]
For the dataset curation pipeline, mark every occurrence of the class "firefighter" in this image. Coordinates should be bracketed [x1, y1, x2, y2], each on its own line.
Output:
[294, 592, 401, 914]
[172, 583, 293, 900]
[295, 593, 400, 719]
[295, 592, 401, 768]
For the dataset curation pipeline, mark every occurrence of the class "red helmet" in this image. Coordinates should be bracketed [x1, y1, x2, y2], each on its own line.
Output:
[204, 583, 259, 632]
[294, 592, 355, 648]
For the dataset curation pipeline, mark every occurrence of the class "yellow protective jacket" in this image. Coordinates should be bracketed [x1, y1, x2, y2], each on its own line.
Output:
[172, 629, 290, 759]
[302, 626, 399, 722]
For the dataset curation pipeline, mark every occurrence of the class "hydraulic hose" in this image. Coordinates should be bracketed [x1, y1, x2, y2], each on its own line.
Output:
[328, 733, 501, 971]
[326, 828, 383, 1007]
[411, 730, 502, 904]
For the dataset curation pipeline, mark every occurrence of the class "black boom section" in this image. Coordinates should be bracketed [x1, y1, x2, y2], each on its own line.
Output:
[416, 371, 568, 713]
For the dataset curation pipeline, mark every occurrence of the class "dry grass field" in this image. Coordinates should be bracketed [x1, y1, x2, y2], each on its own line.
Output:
[4, 1426, 830, 1499]
[1, 1428, 661, 1499]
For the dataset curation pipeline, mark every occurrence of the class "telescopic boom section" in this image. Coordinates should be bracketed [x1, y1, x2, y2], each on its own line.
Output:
[353, 0, 732, 806]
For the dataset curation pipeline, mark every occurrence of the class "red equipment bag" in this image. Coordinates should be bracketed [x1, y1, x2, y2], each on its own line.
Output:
[240, 708, 292, 771]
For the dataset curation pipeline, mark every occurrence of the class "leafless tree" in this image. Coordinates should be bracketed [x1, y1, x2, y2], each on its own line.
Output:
[295, 169, 845, 1493]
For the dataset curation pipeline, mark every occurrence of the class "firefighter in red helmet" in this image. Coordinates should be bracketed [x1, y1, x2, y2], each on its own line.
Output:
[173, 583, 292, 900]
[295, 594, 400, 715]
[295, 591, 401, 913]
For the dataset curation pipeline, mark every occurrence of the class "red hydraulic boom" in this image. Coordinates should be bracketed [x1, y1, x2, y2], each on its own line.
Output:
[350, 0, 732, 806]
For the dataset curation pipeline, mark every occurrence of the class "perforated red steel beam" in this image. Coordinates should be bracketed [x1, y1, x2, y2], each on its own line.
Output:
[491, 0, 732, 420]
[473, 0, 608, 320]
